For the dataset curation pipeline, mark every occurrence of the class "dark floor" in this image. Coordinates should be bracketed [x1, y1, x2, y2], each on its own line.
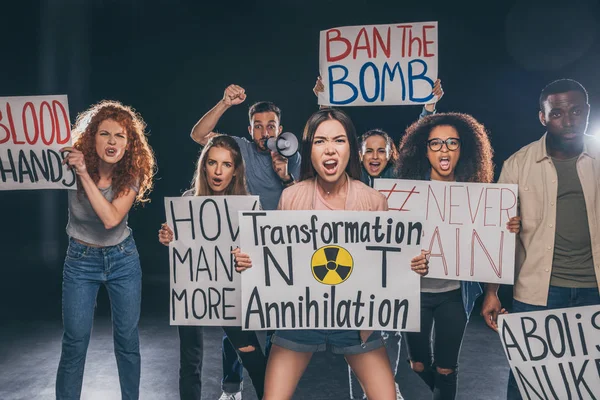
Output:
[0, 276, 512, 400]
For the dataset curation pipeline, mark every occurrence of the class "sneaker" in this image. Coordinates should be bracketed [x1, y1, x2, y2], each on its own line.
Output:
[395, 383, 404, 400]
[218, 391, 242, 400]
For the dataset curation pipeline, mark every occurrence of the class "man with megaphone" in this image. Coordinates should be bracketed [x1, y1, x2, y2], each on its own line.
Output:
[190, 84, 301, 400]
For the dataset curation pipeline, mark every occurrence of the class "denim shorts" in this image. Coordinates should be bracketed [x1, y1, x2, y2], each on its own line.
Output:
[271, 329, 385, 355]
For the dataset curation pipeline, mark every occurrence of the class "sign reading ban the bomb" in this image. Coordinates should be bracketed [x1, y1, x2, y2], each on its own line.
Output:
[239, 211, 427, 331]
[375, 179, 518, 284]
[498, 306, 600, 399]
[165, 196, 259, 326]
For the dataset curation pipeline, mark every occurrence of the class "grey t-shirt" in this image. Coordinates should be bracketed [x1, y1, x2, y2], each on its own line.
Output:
[233, 136, 301, 210]
[550, 156, 596, 288]
[66, 186, 136, 247]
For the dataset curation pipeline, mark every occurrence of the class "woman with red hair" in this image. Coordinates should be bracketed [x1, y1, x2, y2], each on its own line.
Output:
[56, 100, 156, 400]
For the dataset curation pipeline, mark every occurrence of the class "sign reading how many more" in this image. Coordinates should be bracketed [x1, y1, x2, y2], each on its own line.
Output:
[166, 196, 259, 326]
[375, 179, 518, 284]
[0, 95, 76, 190]
[498, 306, 600, 399]
[239, 210, 428, 332]
[318, 21, 438, 106]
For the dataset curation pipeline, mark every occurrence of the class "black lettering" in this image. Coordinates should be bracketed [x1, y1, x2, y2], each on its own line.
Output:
[263, 246, 293, 286]
[365, 246, 402, 288]
[191, 288, 208, 319]
[408, 222, 422, 245]
[171, 199, 194, 240]
[199, 199, 221, 240]
[222, 288, 236, 320]
[245, 286, 265, 329]
[171, 288, 188, 321]
[522, 316, 548, 361]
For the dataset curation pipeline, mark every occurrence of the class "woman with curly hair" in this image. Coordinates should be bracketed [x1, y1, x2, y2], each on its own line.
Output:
[56, 100, 156, 400]
[158, 134, 267, 400]
[396, 113, 520, 400]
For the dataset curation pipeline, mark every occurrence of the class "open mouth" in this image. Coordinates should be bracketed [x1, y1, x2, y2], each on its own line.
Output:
[439, 156, 451, 171]
[212, 177, 223, 186]
[323, 159, 338, 175]
[368, 161, 381, 173]
[105, 147, 117, 157]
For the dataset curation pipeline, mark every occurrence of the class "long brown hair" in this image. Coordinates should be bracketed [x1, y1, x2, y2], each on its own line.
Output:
[192, 135, 248, 196]
[72, 100, 156, 203]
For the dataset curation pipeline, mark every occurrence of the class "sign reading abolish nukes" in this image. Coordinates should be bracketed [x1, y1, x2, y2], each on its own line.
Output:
[0, 95, 76, 190]
[375, 179, 518, 284]
[239, 211, 427, 331]
[165, 196, 259, 326]
[498, 306, 600, 399]
[318, 21, 438, 106]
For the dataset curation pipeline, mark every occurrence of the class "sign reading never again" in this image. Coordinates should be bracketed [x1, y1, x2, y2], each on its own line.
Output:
[376, 179, 518, 284]
[239, 210, 429, 331]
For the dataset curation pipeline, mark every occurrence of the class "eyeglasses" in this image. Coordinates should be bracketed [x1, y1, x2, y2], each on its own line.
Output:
[427, 138, 461, 152]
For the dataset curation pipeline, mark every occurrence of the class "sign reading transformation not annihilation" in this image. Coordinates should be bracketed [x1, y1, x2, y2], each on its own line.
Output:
[240, 210, 430, 331]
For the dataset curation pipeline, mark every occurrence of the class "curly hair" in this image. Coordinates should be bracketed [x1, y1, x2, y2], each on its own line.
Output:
[191, 134, 248, 196]
[396, 113, 494, 183]
[71, 100, 156, 203]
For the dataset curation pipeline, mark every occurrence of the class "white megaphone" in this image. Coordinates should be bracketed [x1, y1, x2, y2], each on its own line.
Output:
[265, 132, 299, 158]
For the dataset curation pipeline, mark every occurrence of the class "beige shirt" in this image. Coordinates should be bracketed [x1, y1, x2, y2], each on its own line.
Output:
[498, 133, 600, 305]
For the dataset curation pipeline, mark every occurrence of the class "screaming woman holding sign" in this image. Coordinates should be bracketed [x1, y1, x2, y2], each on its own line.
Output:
[56, 100, 156, 400]
[158, 134, 267, 400]
[234, 108, 430, 400]
[395, 113, 521, 400]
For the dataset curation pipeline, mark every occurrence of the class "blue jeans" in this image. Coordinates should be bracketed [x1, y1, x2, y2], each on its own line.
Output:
[506, 286, 600, 400]
[56, 235, 142, 400]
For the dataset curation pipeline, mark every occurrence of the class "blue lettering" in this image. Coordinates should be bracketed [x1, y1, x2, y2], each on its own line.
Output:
[328, 65, 358, 105]
[408, 59, 434, 102]
[359, 62, 380, 103]
[382, 62, 406, 101]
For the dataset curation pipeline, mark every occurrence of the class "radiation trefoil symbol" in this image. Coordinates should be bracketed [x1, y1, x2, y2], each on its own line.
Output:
[311, 245, 354, 285]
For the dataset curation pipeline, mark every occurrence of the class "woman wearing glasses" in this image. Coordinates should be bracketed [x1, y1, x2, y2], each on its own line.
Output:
[395, 113, 520, 400]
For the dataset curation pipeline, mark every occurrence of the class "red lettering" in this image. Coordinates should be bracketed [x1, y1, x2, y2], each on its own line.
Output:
[353, 28, 372, 59]
[466, 186, 485, 223]
[0, 106, 11, 144]
[408, 28, 422, 57]
[7, 103, 22, 144]
[53, 100, 71, 144]
[500, 188, 517, 224]
[455, 228, 460, 276]
[471, 229, 504, 278]
[449, 185, 463, 225]
[326, 29, 351, 62]
[40, 101, 56, 145]
[396, 25, 412, 57]
[426, 185, 446, 221]
[484, 188, 500, 226]
[422, 25, 436, 57]
[22, 102, 39, 145]
[428, 226, 449, 276]
[379, 184, 420, 212]
[372, 27, 391, 58]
